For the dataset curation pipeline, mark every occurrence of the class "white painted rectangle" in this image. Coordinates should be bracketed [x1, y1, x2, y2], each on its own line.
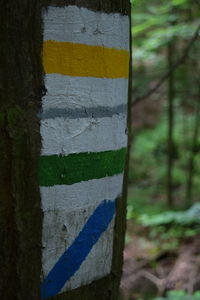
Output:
[40, 115, 127, 155]
[41, 174, 124, 212]
[41, 175, 124, 292]
[42, 74, 129, 112]
[40, 4, 129, 297]
[43, 5, 129, 50]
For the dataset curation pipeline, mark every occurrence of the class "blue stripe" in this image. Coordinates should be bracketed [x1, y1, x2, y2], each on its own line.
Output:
[40, 199, 116, 299]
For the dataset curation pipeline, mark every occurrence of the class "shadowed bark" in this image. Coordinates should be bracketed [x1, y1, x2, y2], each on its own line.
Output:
[0, 1, 43, 299]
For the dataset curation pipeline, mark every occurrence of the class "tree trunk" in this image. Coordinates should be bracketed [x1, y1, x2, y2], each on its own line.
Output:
[0, 1, 131, 300]
[167, 38, 175, 208]
[185, 98, 200, 208]
[0, 1, 43, 299]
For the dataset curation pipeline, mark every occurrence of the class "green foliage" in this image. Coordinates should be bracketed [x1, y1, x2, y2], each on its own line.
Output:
[127, 185, 167, 220]
[130, 1, 200, 298]
[139, 203, 200, 226]
[153, 290, 200, 300]
[132, 0, 200, 91]
[129, 115, 167, 183]
[135, 204, 200, 251]
[129, 109, 200, 212]
[137, 290, 200, 300]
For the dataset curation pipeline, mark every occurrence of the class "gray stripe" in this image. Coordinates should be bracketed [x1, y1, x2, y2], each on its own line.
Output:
[38, 104, 127, 120]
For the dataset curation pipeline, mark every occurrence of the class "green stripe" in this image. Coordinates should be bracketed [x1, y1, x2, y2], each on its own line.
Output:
[38, 148, 126, 187]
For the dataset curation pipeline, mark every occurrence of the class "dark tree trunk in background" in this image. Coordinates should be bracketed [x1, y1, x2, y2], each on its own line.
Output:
[184, 40, 200, 209]
[167, 39, 175, 208]
[0, 1, 131, 300]
[185, 95, 200, 208]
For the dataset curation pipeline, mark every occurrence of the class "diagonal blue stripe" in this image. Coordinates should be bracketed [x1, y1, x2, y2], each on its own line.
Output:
[40, 199, 116, 299]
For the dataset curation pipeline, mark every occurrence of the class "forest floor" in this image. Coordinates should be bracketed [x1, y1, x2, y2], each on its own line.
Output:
[120, 221, 200, 300]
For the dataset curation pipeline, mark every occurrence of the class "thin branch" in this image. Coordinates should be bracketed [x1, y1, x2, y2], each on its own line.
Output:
[132, 23, 200, 106]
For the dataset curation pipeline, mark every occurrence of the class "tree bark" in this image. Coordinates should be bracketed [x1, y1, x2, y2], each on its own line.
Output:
[185, 98, 200, 208]
[167, 42, 174, 208]
[0, 1, 131, 300]
[167, 35, 176, 208]
[0, 1, 43, 300]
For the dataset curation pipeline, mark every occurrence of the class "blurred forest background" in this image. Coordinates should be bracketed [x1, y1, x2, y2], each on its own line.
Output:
[121, 0, 200, 299]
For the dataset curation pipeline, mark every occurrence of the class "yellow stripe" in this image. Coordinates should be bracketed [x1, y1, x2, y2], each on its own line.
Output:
[43, 40, 129, 79]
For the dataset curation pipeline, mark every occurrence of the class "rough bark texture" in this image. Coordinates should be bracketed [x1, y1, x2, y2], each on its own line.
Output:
[0, 0, 131, 299]
[0, 1, 43, 299]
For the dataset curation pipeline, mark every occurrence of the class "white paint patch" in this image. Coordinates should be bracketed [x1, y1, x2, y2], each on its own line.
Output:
[43, 74, 129, 112]
[40, 115, 127, 155]
[43, 5, 129, 50]
[41, 174, 123, 212]
[42, 207, 115, 292]
[41, 175, 123, 292]
[41, 5, 129, 294]
[63, 220, 114, 291]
